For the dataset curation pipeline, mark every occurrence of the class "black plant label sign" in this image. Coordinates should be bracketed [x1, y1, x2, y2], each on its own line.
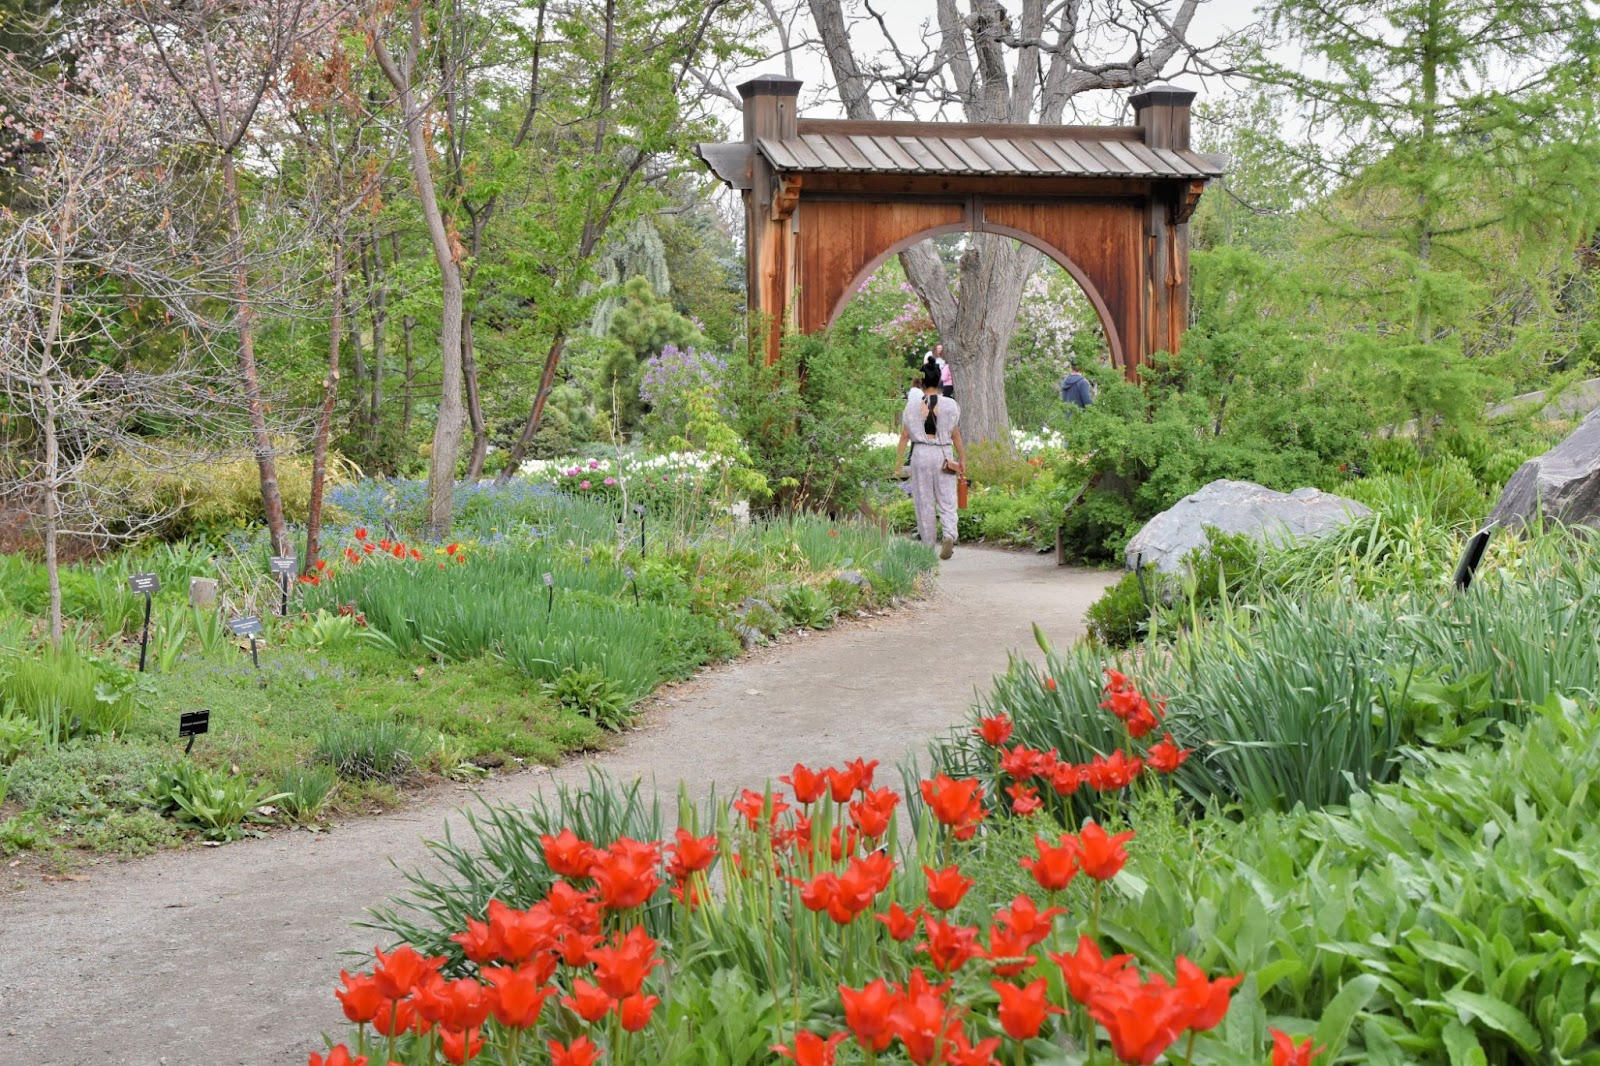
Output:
[179, 709, 211, 738]
[228, 616, 264, 637]
[128, 573, 160, 594]
[269, 556, 297, 575]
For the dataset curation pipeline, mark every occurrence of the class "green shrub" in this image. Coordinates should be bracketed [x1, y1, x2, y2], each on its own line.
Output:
[145, 761, 288, 841]
[84, 440, 356, 541]
[1085, 569, 1156, 648]
[1102, 695, 1600, 1064]
[541, 666, 633, 731]
[275, 764, 337, 822]
[778, 584, 835, 629]
[314, 720, 434, 782]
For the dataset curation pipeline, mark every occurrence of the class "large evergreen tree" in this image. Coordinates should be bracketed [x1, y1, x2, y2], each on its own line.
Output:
[1261, 0, 1600, 416]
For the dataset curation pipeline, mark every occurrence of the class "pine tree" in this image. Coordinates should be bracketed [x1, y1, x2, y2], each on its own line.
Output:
[1261, 0, 1600, 419]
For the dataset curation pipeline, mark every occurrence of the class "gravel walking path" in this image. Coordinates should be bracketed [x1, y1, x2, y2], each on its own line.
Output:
[0, 547, 1115, 1066]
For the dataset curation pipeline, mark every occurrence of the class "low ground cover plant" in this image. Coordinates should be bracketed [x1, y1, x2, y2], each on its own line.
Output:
[314, 672, 1334, 1066]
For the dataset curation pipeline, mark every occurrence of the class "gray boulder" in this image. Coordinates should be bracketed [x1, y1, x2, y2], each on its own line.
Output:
[1488, 407, 1600, 532]
[1125, 479, 1371, 574]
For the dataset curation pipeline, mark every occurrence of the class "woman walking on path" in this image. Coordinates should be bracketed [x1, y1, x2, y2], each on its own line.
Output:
[896, 356, 967, 559]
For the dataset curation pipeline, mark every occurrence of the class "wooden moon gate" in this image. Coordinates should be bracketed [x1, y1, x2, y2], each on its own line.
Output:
[695, 77, 1224, 379]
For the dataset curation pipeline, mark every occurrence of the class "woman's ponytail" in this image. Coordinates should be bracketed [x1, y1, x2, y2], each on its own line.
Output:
[920, 354, 942, 435]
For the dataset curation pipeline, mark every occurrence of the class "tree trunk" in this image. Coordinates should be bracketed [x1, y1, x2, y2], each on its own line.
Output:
[462, 310, 490, 479]
[367, 227, 387, 434]
[347, 267, 365, 432]
[220, 151, 291, 556]
[946, 234, 1034, 445]
[497, 329, 568, 483]
[41, 381, 62, 649]
[306, 235, 345, 573]
[402, 313, 416, 438]
[373, 16, 466, 537]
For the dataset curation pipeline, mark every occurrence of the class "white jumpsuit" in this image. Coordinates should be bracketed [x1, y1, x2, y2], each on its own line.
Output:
[903, 393, 960, 547]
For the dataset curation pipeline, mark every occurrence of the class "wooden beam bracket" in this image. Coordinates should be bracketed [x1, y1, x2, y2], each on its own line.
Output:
[772, 173, 803, 221]
[1169, 180, 1206, 225]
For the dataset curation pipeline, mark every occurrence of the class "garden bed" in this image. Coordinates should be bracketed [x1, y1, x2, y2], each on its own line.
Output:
[0, 479, 935, 871]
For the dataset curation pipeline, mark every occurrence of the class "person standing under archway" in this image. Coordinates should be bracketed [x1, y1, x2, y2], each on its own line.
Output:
[896, 356, 968, 559]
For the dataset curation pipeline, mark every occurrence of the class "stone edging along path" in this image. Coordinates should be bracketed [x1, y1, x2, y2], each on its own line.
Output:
[0, 547, 1116, 1066]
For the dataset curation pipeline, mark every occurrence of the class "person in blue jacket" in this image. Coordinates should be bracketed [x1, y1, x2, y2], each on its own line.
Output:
[1060, 362, 1094, 412]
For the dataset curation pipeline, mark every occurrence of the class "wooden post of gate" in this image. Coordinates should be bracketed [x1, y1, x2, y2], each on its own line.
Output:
[1131, 85, 1200, 368]
[739, 75, 803, 364]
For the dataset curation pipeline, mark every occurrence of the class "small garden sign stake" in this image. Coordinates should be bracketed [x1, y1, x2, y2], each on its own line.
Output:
[543, 571, 554, 619]
[635, 504, 646, 554]
[178, 708, 210, 755]
[228, 615, 265, 673]
[128, 572, 160, 672]
[624, 565, 640, 606]
[269, 555, 297, 616]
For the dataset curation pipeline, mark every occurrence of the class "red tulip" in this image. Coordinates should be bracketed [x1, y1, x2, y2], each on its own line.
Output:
[992, 978, 1060, 1041]
[485, 899, 561, 964]
[1073, 822, 1134, 880]
[334, 971, 385, 1024]
[588, 926, 660, 999]
[561, 978, 616, 1023]
[781, 763, 829, 804]
[1084, 750, 1144, 791]
[439, 1026, 483, 1065]
[1045, 676, 1057, 691]
[1048, 761, 1083, 796]
[446, 542, 461, 556]
[1086, 973, 1189, 1065]
[354, 527, 367, 540]
[795, 872, 840, 915]
[371, 944, 446, 999]
[943, 1027, 1005, 1066]
[370, 997, 424, 1038]
[919, 775, 986, 840]
[975, 714, 1013, 747]
[309, 1045, 366, 1066]
[771, 1031, 848, 1066]
[875, 901, 924, 941]
[918, 914, 985, 973]
[1007, 782, 1042, 816]
[825, 758, 878, 801]
[540, 829, 597, 879]
[1103, 667, 1131, 693]
[618, 993, 659, 1032]
[1146, 733, 1191, 774]
[733, 788, 791, 829]
[588, 837, 661, 910]
[999, 745, 1054, 781]
[1021, 835, 1079, 892]
[889, 970, 955, 1065]
[984, 923, 1038, 977]
[1173, 956, 1242, 1032]
[839, 978, 900, 1052]
[667, 828, 718, 879]
[849, 786, 900, 839]
[1051, 935, 1134, 1005]
[1271, 1028, 1326, 1066]
[995, 893, 1066, 949]
[483, 966, 554, 1028]
[923, 864, 974, 911]
[547, 1036, 604, 1066]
